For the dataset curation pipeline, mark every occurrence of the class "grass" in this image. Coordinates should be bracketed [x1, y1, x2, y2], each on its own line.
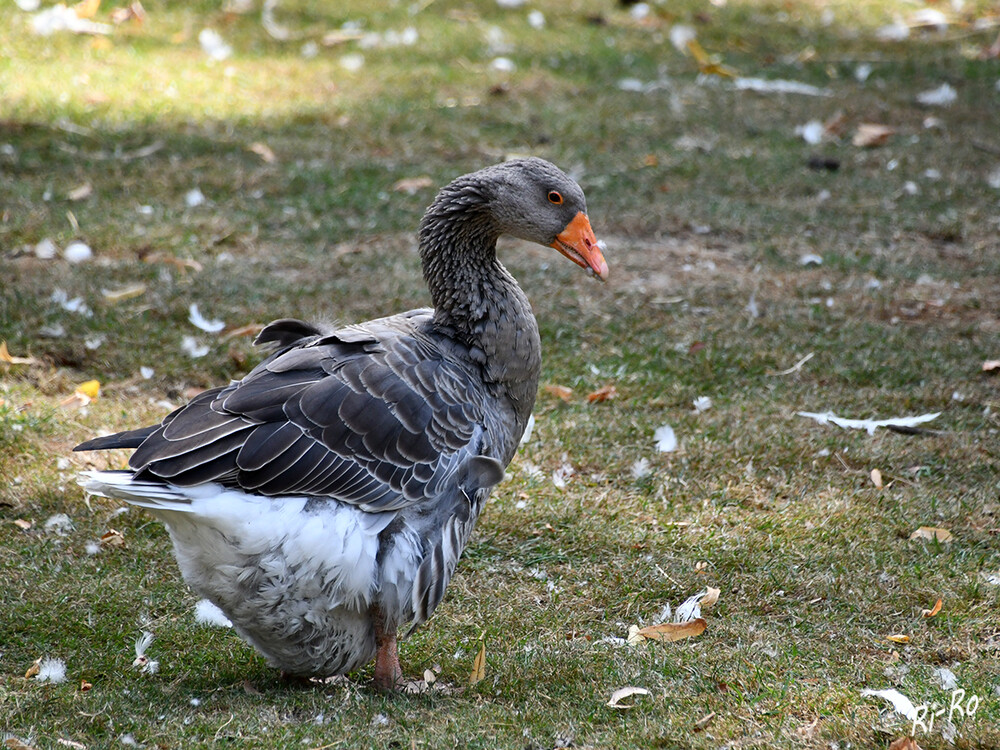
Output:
[2, 0, 1000, 747]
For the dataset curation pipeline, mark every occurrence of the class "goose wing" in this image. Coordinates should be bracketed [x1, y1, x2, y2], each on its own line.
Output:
[79, 315, 503, 512]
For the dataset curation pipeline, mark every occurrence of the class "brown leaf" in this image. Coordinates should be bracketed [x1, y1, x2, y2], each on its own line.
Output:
[853, 123, 896, 148]
[888, 737, 922, 750]
[469, 642, 486, 685]
[982, 359, 1000, 373]
[921, 599, 943, 618]
[100, 529, 125, 547]
[693, 711, 716, 731]
[14, 519, 32, 531]
[688, 341, 706, 355]
[544, 384, 574, 402]
[24, 658, 42, 679]
[700, 587, 720, 609]
[74, 0, 101, 20]
[110, 1, 146, 25]
[223, 323, 266, 340]
[909, 526, 953, 543]
[392, 176, 434, 194]
[248, 142, 276, 163]
[886, 634, 911, 644]
[4, 737, 39, 750]
[0, 341, 37, 365]
[607, 686, 650, 709]
[586, 385, 617, 403]
[78, 680, 93, 693]
[630, 618, 707, 643]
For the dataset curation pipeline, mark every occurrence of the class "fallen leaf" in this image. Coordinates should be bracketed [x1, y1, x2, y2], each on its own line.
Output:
[982, 360, 1000, 373]
[392, 176, 434, 194]
[700, 587, 720, 609]
[223, 323, 266, 339]
[248, 142, 276, 163]
[909, 526, 953, 543]
[694, 711, 716, 731]
[871, 468, 884, 489]
[469, 642, 486, 685]
[921, 599, 942, 618]
[74, 0, 101, 20]
[101, 283, 147, 302]
[586, 385, 617, 403]
[76, 380, 101, 400]
[24, 657, 42, 679]
[14, 519, 32, 531]
[544, 384, 574, 402]
[110, 1, 146, 25]
[888, 736, 922, 750]
[887, 634, 911, 644]
[67, 182, 93, 201]
[3, 737, 39, 750]
[0, 341, 37, 365]
[629, 618, 706, 644]
[423, 668, 436, 685]
[78, 680, 93, 693]
[686, 39, 737, 77]
[607, 686, 650, 709]
[853, 123, 896, 148]
[100, 529, 125, 547]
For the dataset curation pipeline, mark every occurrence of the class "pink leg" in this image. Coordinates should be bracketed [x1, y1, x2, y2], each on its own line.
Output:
[372, 606, 403, 691]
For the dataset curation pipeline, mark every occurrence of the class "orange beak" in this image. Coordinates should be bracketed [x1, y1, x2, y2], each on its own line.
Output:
[550, 212, 609, 281]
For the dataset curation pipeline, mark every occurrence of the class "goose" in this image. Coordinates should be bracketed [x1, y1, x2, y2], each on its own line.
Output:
[76, 157, 608, 690]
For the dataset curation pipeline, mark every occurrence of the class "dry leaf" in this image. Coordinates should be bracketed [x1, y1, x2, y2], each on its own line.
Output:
[694, 711, 716, 731]
[871, 468, 884, 489]
[74, 0, 101, 19]
[223, 323, 266, 339]
[586, 385, 617, 403]
[423, 668, 436, 685]
[78, 680, 93, 692]
[100, 529, 125, 547]
[24, 658, 42, 679]
[888, 736, 922, 750]
[111, 1, 146, 25]
[144, 253, 203, 273]
[607, 686, 650, 709]
[630, 618, 706, 644]
[982, 360, 1000, 373]
[56, 739, 87, 749]
[469, 642, 486, 685]
[0, 341, 37, 365]
[909, 526, 953, 543]
[853, 123, 896, 148]
[700, 587, 720, 609]
[77, 380, 101, 399]
[67, 182, 93, 201]
[14, 519, 32, 531]
[392, 176, 434, 194]
[887, 634, 911, 644]
[686, 39, 737, 77]
[921, 599, 942, 618]
[544, 384, 574, 402]
[101, 283, 147, 302]
[4, 738, 39, 750]
[248, 142, 276, 163]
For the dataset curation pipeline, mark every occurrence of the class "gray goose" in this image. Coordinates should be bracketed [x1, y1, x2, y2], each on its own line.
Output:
[75, 157, 608, 690]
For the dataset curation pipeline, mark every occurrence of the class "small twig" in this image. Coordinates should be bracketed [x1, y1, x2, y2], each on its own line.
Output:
[770, 352, 814, 376]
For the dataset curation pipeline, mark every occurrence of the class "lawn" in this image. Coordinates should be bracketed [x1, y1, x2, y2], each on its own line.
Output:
[2, 0, 1000, 747]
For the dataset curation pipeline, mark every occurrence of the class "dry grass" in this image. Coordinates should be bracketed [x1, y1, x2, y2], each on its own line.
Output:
[3, 0, 1000, 748]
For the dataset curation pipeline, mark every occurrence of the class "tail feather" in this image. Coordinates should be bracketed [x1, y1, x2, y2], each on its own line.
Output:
[79, 470, 193, 509]
[75, 426, 158, 452]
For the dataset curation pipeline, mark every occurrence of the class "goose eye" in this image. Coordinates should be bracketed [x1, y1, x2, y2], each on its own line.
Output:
[547, 191, 564, 205]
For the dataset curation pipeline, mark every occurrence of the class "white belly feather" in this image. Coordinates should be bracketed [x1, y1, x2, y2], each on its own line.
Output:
[80, 471, 423, 677]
